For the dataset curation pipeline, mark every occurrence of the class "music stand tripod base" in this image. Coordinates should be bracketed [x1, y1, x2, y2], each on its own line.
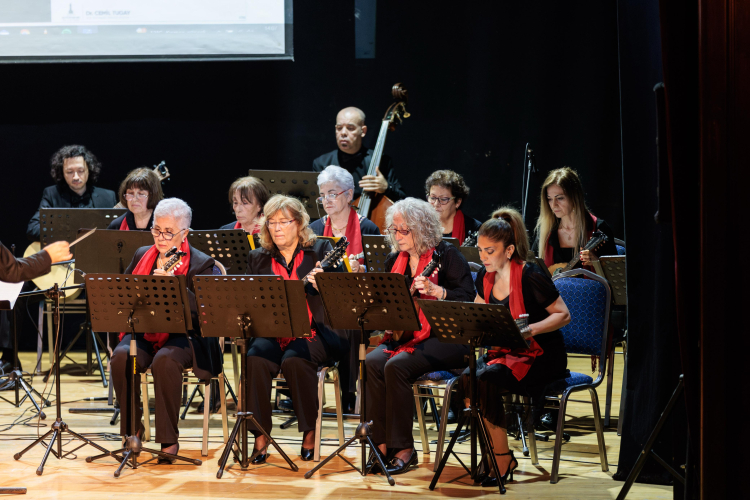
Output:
[81, 274, 200, 477]
[304, 272, 424, 486]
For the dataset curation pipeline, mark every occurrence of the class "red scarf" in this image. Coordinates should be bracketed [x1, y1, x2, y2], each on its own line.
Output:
[380, 249, 439, 357]
[234, 220, 261, 234]
[323, 209, 364, 264]
[451, 209, 466, 245]
[118, 238, 191, 352]
[119, 217, 129, 231]
[270, 250, 316, 350]
[543, 213, 597, 270]
[485, 260, 545, 381]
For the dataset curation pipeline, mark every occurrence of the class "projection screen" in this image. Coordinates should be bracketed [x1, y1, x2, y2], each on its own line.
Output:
[0, 0, 292, 62]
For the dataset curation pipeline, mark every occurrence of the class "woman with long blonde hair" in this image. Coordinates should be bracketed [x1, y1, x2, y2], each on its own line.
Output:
[534, 167, 616, 268]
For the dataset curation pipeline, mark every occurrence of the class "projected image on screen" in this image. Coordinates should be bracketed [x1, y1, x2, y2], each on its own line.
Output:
[0, 0, 291, 61]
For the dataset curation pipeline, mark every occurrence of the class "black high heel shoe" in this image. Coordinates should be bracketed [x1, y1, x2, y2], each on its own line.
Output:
[300, 446, 314, 461]
[481, 450, 519, 487]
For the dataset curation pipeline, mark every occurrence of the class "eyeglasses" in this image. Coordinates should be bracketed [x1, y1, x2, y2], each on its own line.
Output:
[266, 219, 295, 228]
[125, 193, 149, 201]
[386, 226, 412, 236]
[316, 191, 346, 204]
[427, 195, 455, 206]
[151, 228, 187, 240]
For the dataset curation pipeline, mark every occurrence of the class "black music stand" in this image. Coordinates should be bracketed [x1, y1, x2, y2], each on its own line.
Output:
[13, 283, 110, 475]
[600, 256, 627, 306]
[82, 274, 201, 477]
[459, 246, 481, 265]
[73, 230, 153, 283]
[421, 299, 531, 495]
[442, 237, 460, 247]
[188, 230, 252, 273]
[362, 235, 391, 273]
[304, 272, 422, 486]
[248, 170, 320, 219]
[0, 280, 50, 416]
[39, 208, 126, 247]
[194, 275, 310, 477]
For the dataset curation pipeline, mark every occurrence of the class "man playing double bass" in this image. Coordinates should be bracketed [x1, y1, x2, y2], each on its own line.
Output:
[312, 107, 406, 203]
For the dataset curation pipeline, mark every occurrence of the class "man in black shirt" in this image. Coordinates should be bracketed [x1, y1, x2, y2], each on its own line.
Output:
[312, 107, 406, 202]
[27, 145, 118, 241]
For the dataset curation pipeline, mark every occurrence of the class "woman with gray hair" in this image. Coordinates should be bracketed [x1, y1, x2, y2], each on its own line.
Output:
[110, 198, 221, 461]
[310, 165, 381, 273]
[365, 198, 475, 476]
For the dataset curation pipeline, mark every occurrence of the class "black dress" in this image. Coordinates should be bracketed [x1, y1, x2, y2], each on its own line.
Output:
[544, 215, 618, 264]
[460, 263, 569, 427]
[27, 184, 117, 241]
[108, 210, 155, 231]
[312, 148, 406, 202]
[243, 238, 348, 436]
[365, 240, 475, 449]
[109, 244, 220, 442]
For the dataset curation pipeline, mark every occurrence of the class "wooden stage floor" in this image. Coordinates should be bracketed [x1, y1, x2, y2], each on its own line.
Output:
[0, 350, 670, 499]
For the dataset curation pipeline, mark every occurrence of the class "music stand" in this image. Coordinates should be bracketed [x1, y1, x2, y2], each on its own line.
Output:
[39, 208, 126, 247]
[193, 275, 309, 477]
[13, 283, 110, 476]
[442, 237, 459, 247]
[82, 274, 201, 477]
[304, 272, 422, 486]
[600, 256, 626, 306]
[420, 299, 531, 495]
[188, 230, 253, 274]
[459, 246, 481, 265]
[73, 230, 153, 283]
[362, 235, 391, 273]
[248, 170, 320, 219]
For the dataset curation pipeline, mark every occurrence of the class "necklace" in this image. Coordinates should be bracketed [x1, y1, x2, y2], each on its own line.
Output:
[331, 220, 348, 232]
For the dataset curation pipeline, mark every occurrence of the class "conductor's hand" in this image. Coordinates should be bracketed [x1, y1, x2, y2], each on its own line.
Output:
[358, 166, 388, 194]
[414, 276, 443, 299]
[306, 261, 325, 291]
[153, 268, 175, 277]
[43, 241, 72, 264]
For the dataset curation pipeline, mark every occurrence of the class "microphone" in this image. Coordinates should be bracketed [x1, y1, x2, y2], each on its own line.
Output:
[526, 145, 537, 173]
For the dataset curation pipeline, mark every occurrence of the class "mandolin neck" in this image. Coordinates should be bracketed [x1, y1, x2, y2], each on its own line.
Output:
[357, 119, 391, 216]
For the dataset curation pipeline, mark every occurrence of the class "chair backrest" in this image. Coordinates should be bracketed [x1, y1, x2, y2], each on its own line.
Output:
[213, 261, 227, 275]
[616, 245, 626, 256]
[552, 269, 611, 385]
[468, 261, 483, 272]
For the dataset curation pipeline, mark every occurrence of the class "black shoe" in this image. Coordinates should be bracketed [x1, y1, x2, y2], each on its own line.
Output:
[366, 449, 385, 474]
[277, 398, 294, 411]
[157, 443, 179, 464]
[481, 450, 519, 487]
[300, 446, 314, 461]
[251, 450, 269, 464]
[385, 450, 418, 475]
[446, 408, 457, 424]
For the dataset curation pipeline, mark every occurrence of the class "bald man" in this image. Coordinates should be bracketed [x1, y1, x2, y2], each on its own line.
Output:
[312, 107, 405, 202]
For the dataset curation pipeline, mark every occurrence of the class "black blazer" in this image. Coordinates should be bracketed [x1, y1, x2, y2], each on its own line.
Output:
[0, 241, 51, 283]
[108, 210, 154, 231]
[125, 244, 221, 379]
[27, 184, 118, 241]
[246, 238, 348, 359]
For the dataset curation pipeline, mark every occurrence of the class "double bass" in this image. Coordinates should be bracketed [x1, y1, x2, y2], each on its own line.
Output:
[352, 83, 410, 232]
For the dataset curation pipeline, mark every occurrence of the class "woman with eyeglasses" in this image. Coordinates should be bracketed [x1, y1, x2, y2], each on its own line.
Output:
[365, 198, 475, 476]
[310, 165, 381, 273]
[109, 198, 221, 460]
[219, 176, 270, 234]
[244, 194, 348, 463]
[425, 170, 482, 246]
[108, 168, 164, 230]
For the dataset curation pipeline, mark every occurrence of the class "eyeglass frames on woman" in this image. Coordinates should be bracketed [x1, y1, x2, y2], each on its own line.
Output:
[316, 191, 346, 204]
[125, 193, 149, 201]
[266, 220, 295, 228]
[386, 226, 412, 236]
[151, 228, 187, 240]
[427, 195, 455, 206]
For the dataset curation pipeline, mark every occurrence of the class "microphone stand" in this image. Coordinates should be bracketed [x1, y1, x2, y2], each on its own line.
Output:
[521, 143, 537, 225]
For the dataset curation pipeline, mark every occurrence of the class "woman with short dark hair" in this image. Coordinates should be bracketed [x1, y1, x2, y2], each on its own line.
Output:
[220, 176, 270, 234]
[109, 168, 164, 231]
[424, 170, 481, 245]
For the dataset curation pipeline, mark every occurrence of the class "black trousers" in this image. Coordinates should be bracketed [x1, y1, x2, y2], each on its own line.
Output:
[337, 329, 361, 397]
[245, 336, 330, 436]
[111, 334, 193, 443]
[366, 337, 469, 449]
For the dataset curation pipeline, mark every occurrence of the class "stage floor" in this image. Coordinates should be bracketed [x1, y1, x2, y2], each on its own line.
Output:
[0, 350, 670, 499]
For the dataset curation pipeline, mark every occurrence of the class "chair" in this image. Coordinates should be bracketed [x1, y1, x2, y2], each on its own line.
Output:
[523, 268, 611, 483]
[271, 363, 345, 462]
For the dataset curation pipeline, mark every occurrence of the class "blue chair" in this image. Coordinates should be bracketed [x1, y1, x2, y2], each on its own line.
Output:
[524, 269, 611, 483]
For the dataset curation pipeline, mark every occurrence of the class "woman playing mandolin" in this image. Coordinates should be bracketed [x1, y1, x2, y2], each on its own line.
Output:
[365, 198, 475, 476]
[535, 167, 617, 271]
[243, 195, 348, 463]
[110, 198, 221, 460]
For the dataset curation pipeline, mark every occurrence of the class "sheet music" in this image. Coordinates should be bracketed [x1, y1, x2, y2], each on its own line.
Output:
[0, 280, 24, 310]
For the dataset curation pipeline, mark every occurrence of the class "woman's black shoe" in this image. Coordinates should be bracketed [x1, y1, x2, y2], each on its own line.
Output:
[366, 450, 386, 474]
[385, 450, 418, 475]
[300, 447, 314, 461]
[251, 450, 269, 464]
[481, 450, 519, 487]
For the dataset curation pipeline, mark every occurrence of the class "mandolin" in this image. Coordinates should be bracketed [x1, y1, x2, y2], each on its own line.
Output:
[301, 237, 350, 285]
[547, 230, 608, 275]
[352, 83, 410, 232]
[462, 230, 478, 247]
[392, 251, 441, 342]
[161, 246, 187, 274]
